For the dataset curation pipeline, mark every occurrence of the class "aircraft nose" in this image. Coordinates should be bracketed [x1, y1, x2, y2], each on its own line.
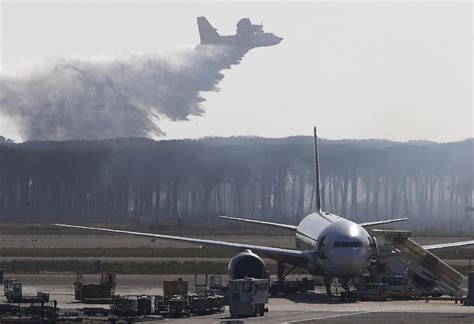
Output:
[271, 36, 283, 45]
[324, 248, 369, 277]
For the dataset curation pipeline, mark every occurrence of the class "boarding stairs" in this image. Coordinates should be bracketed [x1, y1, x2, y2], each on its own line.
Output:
[374, 230, 465, 298]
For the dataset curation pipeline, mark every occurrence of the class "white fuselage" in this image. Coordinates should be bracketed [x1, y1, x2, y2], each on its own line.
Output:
[209, 33, 283, 48]
[295, 212, 373, 278]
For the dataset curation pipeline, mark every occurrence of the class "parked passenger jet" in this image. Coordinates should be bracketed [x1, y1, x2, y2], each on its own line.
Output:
[54, 128, 474, 297]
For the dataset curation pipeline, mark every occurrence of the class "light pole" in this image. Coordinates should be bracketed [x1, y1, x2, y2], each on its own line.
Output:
[466, 206, 474, 236]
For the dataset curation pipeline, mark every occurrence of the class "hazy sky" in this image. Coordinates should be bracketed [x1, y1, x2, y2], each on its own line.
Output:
[0, 1, 472, 142]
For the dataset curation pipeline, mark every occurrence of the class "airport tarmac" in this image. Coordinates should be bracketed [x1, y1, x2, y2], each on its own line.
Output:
[8, 274, 474, 323]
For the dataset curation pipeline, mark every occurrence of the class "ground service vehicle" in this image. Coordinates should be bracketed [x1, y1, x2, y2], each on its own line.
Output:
[354, 274, 420, 300]
[155, 295, 190, 318]
[229, 278, 268, 317]
[270, 277, 315, 296]
[4, 279, 22, 302]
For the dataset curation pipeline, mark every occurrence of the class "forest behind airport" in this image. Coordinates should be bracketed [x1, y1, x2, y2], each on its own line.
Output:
[0, 136, 472, 232]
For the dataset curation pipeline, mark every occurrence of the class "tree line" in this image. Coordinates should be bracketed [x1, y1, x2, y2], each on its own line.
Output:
[0, 137, 472, 231]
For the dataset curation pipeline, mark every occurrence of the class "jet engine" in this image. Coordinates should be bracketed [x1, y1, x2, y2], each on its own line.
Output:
[369, 236, 379, 256]
[228, 250, 267, 279]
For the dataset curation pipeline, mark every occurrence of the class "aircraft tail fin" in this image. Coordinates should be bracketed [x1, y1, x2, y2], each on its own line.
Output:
[197, 17, 220, 44]
[314, 126, 322, 212]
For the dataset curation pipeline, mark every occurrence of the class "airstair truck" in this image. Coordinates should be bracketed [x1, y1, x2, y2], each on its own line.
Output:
[228, 278, 268, 317]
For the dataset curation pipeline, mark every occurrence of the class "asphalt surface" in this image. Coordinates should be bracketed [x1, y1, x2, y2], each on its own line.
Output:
[173, 312, 474, 324]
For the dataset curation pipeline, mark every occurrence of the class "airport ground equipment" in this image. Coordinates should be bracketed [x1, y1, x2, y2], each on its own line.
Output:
[354, 273, 421, 300]
[154, 295, 190, 318]
[111, 295, 152, 316]
[0, 300, 58, 321]
[4, 279, 22, 302]
[74, 273, 116, 302]
[163, 278, 188, 297]
[271, 261, 314, 296]
[194, 274, 228, 298]
[373, 230, 465, 298]
[20, 300, 57, 321]
[4, 279, 51, 304]
[465, 272, 474, 306]
[209, 275, 223, 290]
[194, 274, 210, 296]
[270, 277, 315, 296]
[36, 291, 50, 302]
[79, 307, 110, 317]
[188, 295, 225, 315]
[154, 294, 225, 317]
[228, 278, 268, 317]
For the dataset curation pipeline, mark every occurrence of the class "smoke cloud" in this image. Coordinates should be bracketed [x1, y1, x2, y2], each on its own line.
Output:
[0, 46, 247, 140]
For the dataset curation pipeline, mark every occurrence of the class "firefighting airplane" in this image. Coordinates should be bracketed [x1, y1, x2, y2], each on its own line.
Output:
[197, 16, 283, 48]
[54, 128, 474, 298]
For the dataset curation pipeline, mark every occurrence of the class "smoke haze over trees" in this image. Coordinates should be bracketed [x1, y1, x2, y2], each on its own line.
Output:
[0, 45, 246, 140]
[0, 137, 472, 232]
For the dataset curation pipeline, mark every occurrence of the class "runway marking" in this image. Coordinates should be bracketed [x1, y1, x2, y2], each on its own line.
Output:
[284, 310, 378, 323]
[245, 311, 299, 321]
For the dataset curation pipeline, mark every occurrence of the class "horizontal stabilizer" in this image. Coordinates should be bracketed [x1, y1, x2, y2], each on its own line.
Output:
[219, 215, 297, 231]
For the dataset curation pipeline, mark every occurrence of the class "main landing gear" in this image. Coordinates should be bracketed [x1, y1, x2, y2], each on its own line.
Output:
[270, 261, 314, 296]
[272, 261, 298, 296]
[276, 261, 297, 284]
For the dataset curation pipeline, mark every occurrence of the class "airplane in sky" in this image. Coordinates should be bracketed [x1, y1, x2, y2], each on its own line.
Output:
[54, 128, 474, 299]
[197, 17, 283, 48]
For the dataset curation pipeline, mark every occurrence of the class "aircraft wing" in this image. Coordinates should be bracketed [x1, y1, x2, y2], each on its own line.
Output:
[359, 218, 408, 228]
[423, 240, 474, 251]
[218, 216, 297, 231]
[52, 224, 307, 266]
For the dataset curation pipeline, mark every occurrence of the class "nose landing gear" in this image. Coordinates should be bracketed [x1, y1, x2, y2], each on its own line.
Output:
[324, 276, 333, 298]
[340, 278, 357, 302]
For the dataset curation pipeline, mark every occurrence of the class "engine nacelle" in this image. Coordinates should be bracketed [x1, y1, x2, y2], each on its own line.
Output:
[228, 250, 267, 280]
[370, 236, 379, 256]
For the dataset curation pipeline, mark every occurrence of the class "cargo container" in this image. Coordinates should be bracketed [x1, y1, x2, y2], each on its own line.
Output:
[74, 273, 116, 302]
[163, 278, 188, 297]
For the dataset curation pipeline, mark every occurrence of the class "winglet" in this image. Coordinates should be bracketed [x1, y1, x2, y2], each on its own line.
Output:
[314, 126, 322, 212]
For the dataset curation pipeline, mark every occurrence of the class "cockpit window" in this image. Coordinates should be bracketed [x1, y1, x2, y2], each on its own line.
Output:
[333, 241, 363, 248]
